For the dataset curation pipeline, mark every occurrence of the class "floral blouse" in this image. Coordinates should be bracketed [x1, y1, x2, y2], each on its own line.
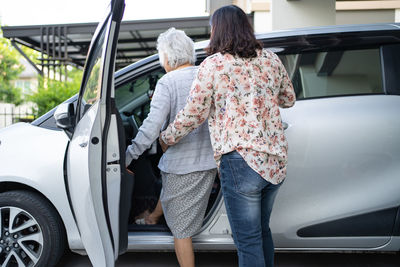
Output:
[161, 49, 296, 184]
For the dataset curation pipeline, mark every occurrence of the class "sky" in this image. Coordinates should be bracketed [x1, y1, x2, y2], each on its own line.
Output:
[0, 0, 208, 26]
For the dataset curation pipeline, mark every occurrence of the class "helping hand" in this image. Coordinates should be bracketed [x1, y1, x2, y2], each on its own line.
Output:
[159, 133, 169, 152]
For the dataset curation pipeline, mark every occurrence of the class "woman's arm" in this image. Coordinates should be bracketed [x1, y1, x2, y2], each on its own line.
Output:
[161, 59, 215, 146]
[276, 56, 296, 108]
[125, 80, 171, 167]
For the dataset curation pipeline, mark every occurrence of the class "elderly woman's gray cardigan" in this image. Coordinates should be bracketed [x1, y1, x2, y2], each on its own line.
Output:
[125, 66, 216, 174]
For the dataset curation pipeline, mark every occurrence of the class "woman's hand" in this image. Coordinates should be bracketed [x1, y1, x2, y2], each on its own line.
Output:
[159, 133, 169, 152]
[126, 168, 134, 175]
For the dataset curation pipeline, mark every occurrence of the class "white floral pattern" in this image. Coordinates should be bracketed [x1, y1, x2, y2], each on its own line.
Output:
[161, 49, 295, 184]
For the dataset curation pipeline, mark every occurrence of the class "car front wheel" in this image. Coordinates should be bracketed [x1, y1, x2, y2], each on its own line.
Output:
[0, 190, 66, 267]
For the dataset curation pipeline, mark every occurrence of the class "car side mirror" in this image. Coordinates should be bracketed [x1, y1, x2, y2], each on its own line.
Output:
[54, 102, 75, 139]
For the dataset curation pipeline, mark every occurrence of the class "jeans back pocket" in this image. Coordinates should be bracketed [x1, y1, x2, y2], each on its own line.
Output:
[226, 155, 268, 196]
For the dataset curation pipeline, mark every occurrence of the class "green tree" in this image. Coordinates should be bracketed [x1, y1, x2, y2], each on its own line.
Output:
[0, 28, 24, 105]
[29, 68, 82, 117]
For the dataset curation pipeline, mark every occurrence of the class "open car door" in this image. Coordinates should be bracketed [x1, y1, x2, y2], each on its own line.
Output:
[64, 0, 133, 266]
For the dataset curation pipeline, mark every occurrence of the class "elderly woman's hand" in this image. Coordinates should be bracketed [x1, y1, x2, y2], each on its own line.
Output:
[126, 168, 134, 175]
[159, 133, 169, 152]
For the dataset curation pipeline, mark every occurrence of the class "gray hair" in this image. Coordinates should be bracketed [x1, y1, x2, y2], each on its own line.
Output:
[157, 27, 196, 69]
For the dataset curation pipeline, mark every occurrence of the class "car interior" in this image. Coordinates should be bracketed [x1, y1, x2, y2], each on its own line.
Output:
[115, 64, 221, 233]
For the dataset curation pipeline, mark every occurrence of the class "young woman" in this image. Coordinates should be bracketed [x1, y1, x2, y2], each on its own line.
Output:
[160, 6, 296, 267]
[126, 28, 217, 267]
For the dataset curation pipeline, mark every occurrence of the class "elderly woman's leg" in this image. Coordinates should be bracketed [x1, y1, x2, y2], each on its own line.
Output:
[161, 170, 216, 267]
[174, 237, 195, 267]
[146, 199, 163, 224]
[135, 199, 163, 225]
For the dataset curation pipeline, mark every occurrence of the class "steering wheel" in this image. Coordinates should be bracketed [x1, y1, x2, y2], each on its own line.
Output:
[127, 114, 140, 138]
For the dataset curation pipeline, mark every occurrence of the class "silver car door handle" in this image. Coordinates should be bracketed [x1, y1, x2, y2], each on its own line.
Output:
[283, 122, 289, 130]
[79, 142, 88, 148]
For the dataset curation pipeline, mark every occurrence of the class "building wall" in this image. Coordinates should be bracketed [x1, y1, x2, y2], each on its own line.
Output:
[206, 0, 234, 14]
[14, 77, 38, 96]
[0, 58, 39, 128]
[271, 0, 336, 30]
[14, 57, 39, 97]
[254, 10, 272, 33]
[336, 9, 395, 24]
[222, 0, 400, 32]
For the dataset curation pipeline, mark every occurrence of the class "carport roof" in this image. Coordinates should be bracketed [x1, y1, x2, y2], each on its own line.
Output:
[1, 16, 224, 70]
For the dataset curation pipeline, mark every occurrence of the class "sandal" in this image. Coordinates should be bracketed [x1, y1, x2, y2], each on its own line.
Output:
[135, 218, 147, 225]
[134, 210, 158, 225]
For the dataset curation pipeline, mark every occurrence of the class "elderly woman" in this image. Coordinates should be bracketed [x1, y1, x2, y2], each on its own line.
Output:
[125, 28, 217, 267]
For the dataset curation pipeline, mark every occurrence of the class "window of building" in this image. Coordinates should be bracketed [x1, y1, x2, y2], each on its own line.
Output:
[15, 80, 32, 94]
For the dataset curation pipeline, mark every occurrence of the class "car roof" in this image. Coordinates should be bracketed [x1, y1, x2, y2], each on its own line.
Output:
[34, 23, 400, 127]
[256, 23, 400, 39]
[116, 23, 400, 78]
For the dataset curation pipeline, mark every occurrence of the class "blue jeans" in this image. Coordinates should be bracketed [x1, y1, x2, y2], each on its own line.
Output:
[219, 151, 282, 267]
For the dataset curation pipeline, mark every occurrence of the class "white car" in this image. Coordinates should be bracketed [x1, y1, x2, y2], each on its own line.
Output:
[1, 0, 400, 266]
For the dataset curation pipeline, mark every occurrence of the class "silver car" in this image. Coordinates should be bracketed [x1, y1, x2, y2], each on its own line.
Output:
[1, 0, 400, 266]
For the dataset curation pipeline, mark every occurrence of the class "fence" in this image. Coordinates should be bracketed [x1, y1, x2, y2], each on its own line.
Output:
[0, 104, 36, 129]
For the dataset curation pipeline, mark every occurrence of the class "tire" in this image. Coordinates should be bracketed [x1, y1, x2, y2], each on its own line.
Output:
[0, 190, 66, 267]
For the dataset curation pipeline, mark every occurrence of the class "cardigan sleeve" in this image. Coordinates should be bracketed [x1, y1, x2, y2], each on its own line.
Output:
[125, 79, 171, 166]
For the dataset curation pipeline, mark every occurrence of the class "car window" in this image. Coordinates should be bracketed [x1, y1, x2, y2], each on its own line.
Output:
[278, 48, 384, 99]
[76, 21, 107, 120]
[115, 69, 164, 113]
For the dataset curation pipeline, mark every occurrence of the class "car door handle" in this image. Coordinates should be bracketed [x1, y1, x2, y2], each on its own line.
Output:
[79, 142, 88, 148]
[283, 122, 289, 130]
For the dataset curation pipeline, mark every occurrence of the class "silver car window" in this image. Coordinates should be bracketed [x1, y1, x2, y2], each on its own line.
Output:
[279, 48, 383, 99]
[115, 70, 164, 110]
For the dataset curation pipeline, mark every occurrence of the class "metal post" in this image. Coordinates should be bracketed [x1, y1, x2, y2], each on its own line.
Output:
[58, 26, 62, 82]
[46, 27, 50, 79]
[11, 106, 14, 124]
[40, 26, 44, 76]
[52, 27, 55, 80]
[64, 26, 68, 82]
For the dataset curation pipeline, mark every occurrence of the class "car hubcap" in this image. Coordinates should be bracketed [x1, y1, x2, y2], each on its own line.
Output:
[0, 207, 43, 267]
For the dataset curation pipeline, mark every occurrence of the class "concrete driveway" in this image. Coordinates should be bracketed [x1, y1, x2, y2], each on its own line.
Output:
[57, 251, 400, 266]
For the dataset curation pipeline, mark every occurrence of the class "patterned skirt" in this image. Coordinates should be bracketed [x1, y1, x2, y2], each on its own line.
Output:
[160, 169, 217, 239]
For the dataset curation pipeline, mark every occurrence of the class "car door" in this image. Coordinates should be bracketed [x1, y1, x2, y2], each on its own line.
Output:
[272, 45, 400, 249]
[65, 0, 133, 266]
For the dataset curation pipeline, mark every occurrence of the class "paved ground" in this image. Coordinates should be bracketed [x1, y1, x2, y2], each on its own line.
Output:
[57, 251, 400, 266]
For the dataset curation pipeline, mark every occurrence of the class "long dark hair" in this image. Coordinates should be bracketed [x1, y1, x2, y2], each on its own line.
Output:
[206, 5, 262, 58]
